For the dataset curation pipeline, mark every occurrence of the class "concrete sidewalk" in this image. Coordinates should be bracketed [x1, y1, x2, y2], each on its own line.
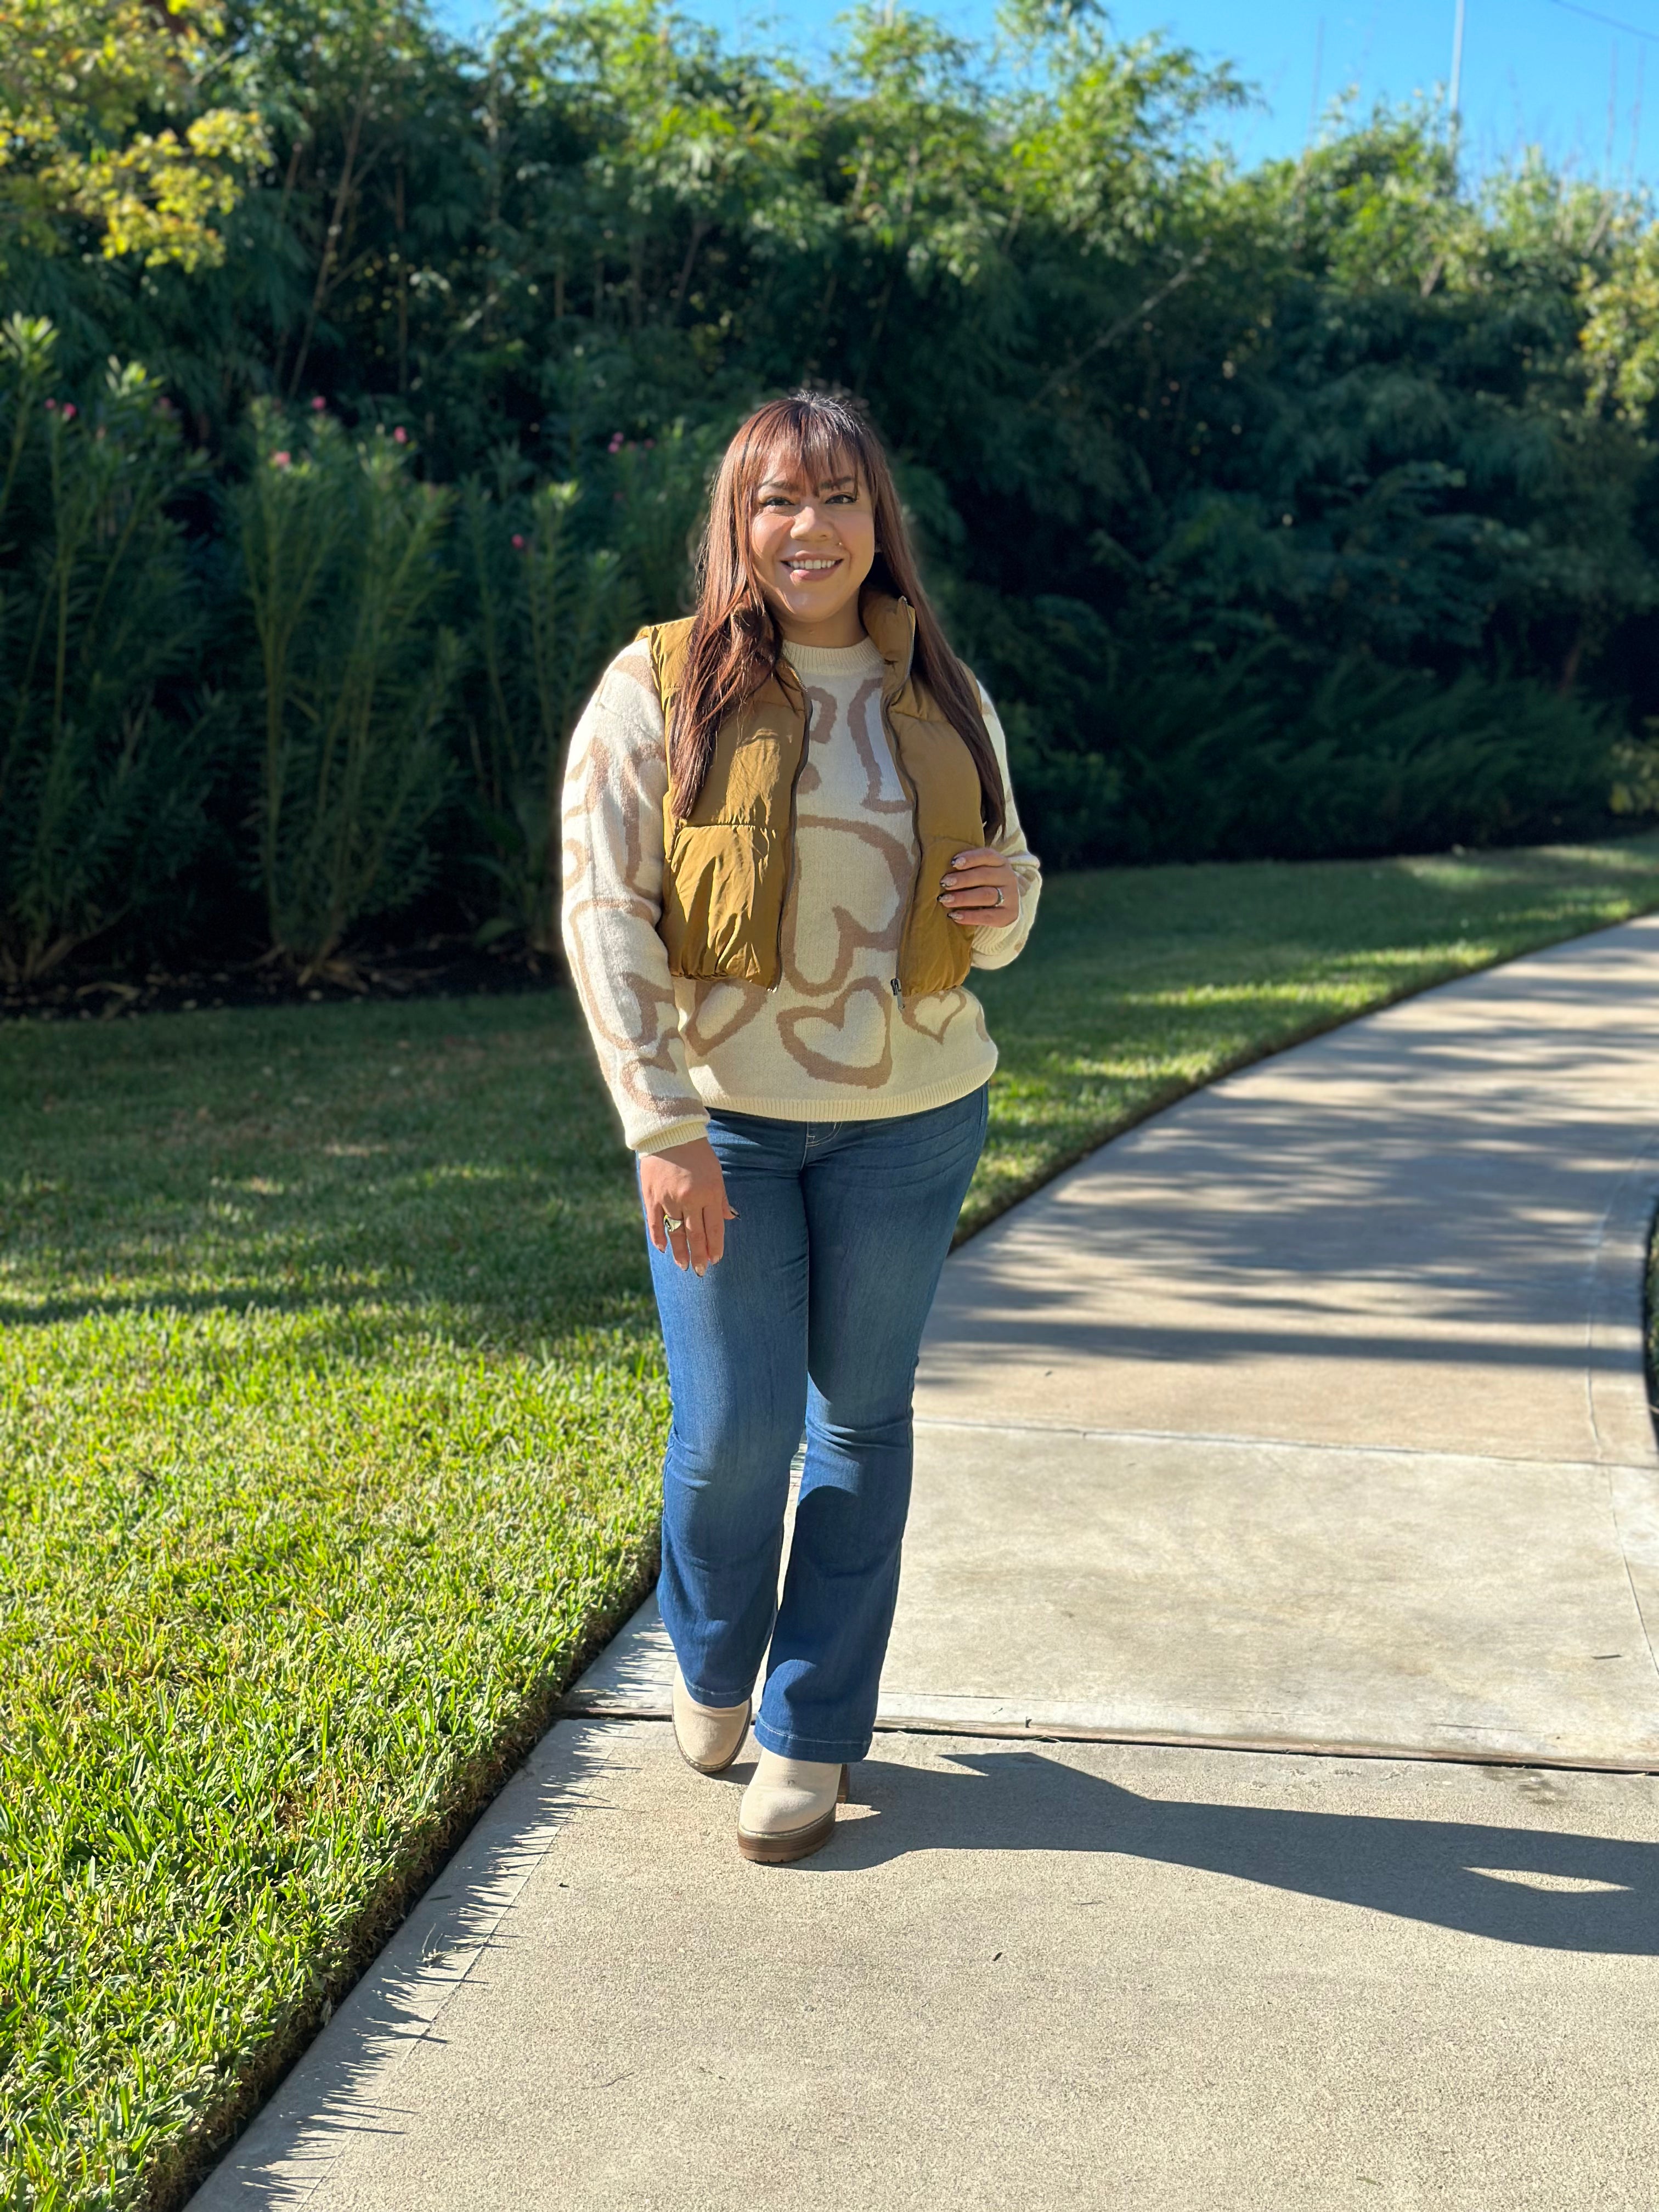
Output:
[191, 917, 1659, 2212]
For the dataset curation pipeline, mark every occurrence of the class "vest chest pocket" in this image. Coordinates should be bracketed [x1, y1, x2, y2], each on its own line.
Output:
[660, 821, 782, 985]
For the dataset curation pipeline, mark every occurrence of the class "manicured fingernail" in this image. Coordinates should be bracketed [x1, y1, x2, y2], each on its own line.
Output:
[693, 1264, 706, 1278]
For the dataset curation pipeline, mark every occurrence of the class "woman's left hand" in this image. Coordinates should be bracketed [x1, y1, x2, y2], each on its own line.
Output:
[939, 847, 1020, 928]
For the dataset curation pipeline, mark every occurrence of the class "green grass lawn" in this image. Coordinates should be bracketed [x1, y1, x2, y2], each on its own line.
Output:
[7, 834, 1659, 2211]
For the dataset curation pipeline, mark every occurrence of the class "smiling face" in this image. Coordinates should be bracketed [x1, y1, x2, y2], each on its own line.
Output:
[746, 445, 877, 648]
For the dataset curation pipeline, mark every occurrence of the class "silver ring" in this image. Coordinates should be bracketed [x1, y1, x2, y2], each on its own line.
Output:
[994, 885, 1005, 906]
[661, 1213, 685, 1234]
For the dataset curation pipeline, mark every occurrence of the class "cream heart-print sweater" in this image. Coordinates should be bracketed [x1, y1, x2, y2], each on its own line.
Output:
[560, 631, 1042, 1154]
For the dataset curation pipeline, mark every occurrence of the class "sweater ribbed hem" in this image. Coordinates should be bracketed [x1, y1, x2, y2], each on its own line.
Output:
[688, 1046, 996, 1127]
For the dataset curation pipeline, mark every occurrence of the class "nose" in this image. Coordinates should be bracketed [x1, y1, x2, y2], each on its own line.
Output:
[790, 503, 834, 537]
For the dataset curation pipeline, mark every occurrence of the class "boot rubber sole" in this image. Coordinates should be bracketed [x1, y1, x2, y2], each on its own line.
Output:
[737, 1764, 850, 1865]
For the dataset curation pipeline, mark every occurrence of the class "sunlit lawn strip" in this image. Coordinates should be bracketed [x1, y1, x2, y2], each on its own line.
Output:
[5, 832, 1659, 2212]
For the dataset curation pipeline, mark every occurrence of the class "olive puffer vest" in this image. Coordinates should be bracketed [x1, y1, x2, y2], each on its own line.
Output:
[644, 592, 988, 997]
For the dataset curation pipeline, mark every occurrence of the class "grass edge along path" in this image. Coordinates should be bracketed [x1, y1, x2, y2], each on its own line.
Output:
[5, 836, 1659, 2212]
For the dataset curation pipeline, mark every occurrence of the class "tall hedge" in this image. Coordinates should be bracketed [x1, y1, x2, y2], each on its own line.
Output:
[2, 0, 1657, 972]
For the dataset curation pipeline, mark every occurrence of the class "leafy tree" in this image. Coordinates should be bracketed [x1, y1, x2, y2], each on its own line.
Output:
[0, 0, 268, 269]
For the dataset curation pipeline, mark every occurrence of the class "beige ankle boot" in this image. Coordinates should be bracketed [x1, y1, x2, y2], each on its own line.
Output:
[736, 1749, 850, 1864]
[672, 1667, 751, 1775]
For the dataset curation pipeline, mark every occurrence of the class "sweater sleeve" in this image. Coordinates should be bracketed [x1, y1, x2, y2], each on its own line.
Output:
[966, 683, 1042, 970]
[559, 641, 710, 1154]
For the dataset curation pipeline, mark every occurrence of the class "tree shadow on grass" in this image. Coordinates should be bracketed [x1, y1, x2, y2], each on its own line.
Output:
[0, 1150, 653, 1348]
[0, 998, 657, 1353]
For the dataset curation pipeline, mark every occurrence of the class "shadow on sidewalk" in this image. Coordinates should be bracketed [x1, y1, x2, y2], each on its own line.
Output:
[823, 1748, 1659, 1954]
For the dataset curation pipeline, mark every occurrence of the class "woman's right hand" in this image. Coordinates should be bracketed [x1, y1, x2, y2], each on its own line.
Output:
[639, 1136, 737, 1276]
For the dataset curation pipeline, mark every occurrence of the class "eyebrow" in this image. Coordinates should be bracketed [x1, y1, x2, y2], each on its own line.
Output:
[755, 472, 858, 495]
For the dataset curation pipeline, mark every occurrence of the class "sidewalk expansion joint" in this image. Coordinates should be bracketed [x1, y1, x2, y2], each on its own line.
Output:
[912, 1415, 1659, 1475]
[553, 1705, 1659, 1776]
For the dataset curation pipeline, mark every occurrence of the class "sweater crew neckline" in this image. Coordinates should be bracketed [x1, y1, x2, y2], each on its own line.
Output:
[778, 635, 886, 679]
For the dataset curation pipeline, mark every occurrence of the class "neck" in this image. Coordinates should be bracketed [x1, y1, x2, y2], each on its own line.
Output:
[772, 603, 868, 650]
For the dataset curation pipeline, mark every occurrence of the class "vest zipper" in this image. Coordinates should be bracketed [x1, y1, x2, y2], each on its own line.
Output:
[770, 690, 812, 992]
[885, 695, 922, 1005]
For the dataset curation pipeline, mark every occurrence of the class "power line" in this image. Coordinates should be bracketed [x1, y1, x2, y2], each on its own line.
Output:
[1307, 15, 1325, 145]
[1607, 35, 1620, 179]
[1630, 42, 1647, 181]
[1546, 0, 1659, 45]
[1451, 0, 1467, 120]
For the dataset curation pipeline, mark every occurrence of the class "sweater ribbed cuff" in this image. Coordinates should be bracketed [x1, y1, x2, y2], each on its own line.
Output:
[633, 1114, 710, 1156]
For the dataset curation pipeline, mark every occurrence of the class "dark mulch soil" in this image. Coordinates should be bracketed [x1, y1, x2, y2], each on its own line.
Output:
[1, 938, 563, 1023]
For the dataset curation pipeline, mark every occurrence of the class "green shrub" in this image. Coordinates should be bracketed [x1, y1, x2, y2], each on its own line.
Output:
[956, 585, 1615, 865]
[235, 404, 459, 980]
[1096, 656, 1616, 863]
[604, 424, 715, 621]
[0, 315, 217, 984]
[450, 424, 711, 957]
[997, 697, 1126, 872]
[459, 474, 636, 954]
[1610, 727, 1659, 817]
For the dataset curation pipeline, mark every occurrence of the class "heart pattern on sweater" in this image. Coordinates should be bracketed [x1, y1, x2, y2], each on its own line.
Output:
[777, 979, 895, 1085]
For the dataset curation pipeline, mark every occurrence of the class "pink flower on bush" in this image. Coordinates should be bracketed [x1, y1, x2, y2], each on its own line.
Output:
[60, 403, 76, 421]
[311, 394, 327, 411]
[511, 533, 526, 550]
[44, 397, 56, 411]
[271, 450, 291, 470]
[392, 425, 408, 444]
[607, 431, 624, 453]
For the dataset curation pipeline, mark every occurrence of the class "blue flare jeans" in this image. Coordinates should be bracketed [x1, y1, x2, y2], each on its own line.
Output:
[642, 1084, 989, 1765]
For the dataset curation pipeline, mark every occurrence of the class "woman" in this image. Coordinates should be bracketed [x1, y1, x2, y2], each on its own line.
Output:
[561, 391, 1041, 1864]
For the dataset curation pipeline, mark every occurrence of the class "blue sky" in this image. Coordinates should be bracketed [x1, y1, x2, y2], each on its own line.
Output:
[433, 0, 1659, 191]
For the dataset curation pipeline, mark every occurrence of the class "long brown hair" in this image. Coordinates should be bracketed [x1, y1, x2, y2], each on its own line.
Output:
[668, 392, 1006, 840]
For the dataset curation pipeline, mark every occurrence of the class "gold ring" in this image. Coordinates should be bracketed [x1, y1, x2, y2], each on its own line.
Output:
[662, 1213, 685, 1234]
